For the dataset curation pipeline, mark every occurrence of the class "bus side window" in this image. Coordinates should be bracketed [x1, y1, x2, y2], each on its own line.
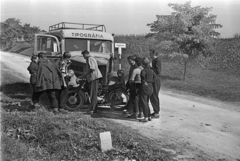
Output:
[37, 36, 59, 53]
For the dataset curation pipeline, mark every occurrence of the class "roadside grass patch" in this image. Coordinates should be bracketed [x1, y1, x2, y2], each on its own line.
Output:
[1, 108, 171, 161]
[20, 47, 33, 56]
[161, 61, 240, 104]
[8, 42, 31, 53]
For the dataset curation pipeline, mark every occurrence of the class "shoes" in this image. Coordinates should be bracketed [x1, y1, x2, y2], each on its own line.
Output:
[33, 103, 41, 108]
[148, 117, 152, 121]
[58, 108, 68, 114]
[127, 114, 137, 119]
[123, 110, 129, 114]
[123, 111, 132, 117]
[31, 103, 41, 111]
[137, 113, 144, 120]
[53, 108, 59, 114]
[151, 113, 160, 119]
[52, 108, 68, 114]
[139, 118, 148, 122]
[86, 110, 94, 114]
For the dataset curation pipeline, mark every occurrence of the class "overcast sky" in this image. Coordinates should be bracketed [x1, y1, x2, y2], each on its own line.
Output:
[1, 0, 240, 38]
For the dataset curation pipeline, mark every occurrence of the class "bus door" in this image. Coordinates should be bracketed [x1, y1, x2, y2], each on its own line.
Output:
[34, 34, 61, 58]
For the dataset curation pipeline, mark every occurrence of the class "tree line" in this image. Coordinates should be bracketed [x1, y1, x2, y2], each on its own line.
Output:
[0, 18, 45, 49]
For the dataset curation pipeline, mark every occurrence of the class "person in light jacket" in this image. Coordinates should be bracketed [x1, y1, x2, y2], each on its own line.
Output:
[78, 50, 102, 114]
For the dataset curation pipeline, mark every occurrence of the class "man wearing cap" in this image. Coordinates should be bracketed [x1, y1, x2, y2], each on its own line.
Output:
[149, 49, 161, 118]
[79, 50, 102, 114]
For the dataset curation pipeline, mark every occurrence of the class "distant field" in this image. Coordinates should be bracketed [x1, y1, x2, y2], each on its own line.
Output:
[4, 42, 240, 106]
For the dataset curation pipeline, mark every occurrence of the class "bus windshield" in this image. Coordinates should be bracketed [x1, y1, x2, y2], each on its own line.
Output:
[90, 40, 112, 53]
[65, 38, 87, 51]
[65, 39, 112, 53]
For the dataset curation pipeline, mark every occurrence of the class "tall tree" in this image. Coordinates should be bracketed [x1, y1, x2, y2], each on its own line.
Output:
[22, 23, 40, 46]
[147, 1, 222, 80]
[0, 18, 22, 48]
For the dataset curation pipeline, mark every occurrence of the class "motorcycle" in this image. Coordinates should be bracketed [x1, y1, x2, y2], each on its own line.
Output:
[65, 70, 129, 111]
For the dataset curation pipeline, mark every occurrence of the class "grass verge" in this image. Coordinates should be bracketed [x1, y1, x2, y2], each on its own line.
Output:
[1, 59, 172, 161]
[160, 61, 240, 104]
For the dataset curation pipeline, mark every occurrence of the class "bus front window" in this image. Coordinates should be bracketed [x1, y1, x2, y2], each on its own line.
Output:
[90, 40, 111, 53]
[65, 39, 87, 51]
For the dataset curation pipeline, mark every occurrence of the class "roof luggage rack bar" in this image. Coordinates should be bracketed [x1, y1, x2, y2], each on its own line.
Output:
[49, 22, 106, 32]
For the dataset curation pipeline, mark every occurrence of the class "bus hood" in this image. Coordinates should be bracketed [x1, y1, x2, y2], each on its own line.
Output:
[69, 51, 111, 65]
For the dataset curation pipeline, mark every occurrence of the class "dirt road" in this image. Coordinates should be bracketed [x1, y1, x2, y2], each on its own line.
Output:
[1, 51, 240, 161]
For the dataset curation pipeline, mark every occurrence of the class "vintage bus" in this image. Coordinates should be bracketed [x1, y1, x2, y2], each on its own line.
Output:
[34, 22, 115, 85]
[34, 22, 128, 110]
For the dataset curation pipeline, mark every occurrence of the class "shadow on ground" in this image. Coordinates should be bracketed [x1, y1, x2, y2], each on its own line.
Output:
[1, 100, 33, 112]
[91, 108, 139, 122]
[0, 82, 48, 112]
[0, 82, 32, 100]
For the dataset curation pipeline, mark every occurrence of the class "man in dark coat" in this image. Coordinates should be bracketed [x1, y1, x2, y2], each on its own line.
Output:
[149, 49, 161, 118]
[27, 55, 40, 108]
[35, 52, 66, 114]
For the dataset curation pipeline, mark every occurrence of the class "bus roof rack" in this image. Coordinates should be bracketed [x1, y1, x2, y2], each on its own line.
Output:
[49, 22, 106, 32]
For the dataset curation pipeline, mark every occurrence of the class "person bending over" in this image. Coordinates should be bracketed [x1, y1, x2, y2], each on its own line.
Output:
[78, 50, 102, 114]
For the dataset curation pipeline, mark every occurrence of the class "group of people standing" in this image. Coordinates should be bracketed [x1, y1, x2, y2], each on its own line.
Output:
[27, 51, 72, 114]
[124, 49, 161, 122]
[27, 49, 161, 121]
[27, 50, 101, 114]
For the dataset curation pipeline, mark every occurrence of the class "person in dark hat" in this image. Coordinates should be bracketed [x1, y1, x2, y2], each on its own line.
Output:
[139, 57, 156, 122]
